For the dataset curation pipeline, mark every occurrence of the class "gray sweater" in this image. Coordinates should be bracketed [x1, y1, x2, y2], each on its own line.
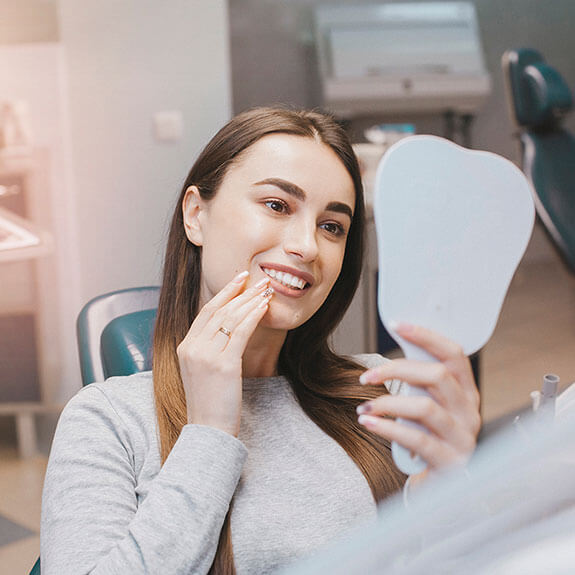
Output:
[41, 354, 401, 574]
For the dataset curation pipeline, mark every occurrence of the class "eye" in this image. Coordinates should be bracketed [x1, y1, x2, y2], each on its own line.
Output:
[320, 221, 346, 237]
[264, 199, 290, 214]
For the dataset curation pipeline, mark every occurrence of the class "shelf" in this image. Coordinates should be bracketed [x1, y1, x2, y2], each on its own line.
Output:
[0, 149, 56, 422]
[0, 206, 52, 263]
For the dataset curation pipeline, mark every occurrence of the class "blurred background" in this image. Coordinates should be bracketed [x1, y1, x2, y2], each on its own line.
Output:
[0, 1, 574, 571]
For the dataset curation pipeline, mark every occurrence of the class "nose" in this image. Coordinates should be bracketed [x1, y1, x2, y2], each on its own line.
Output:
[283, 218, 319, 262]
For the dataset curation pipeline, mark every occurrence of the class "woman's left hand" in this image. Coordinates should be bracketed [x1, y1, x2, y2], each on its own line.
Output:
[357, 322, 481, 472]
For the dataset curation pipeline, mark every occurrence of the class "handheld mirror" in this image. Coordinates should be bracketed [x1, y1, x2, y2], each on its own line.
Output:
[373, 136, 535, 475]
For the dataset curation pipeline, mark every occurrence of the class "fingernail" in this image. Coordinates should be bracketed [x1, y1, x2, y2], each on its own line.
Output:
[261, 287, 274, 298]
[254, 277, 270, 289]
[356, 402, 372, 415]
[358, 414, 377, 428]
[388, 320, 414, 334]
[233, 271, 249, 283]
[359, 371, 375, 385]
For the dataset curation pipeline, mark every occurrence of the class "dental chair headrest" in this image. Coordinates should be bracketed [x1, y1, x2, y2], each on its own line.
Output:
[522, 62, 573, 128]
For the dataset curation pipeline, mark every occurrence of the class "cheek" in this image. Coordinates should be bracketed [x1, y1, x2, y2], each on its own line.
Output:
[324, 244, 347, 284]
[199, 217, 278, 288]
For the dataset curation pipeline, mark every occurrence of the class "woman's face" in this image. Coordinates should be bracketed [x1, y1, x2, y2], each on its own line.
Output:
[183, 133, 356, 332]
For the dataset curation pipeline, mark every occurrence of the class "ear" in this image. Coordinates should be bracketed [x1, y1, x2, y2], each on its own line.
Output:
[182, 185, 206, 246]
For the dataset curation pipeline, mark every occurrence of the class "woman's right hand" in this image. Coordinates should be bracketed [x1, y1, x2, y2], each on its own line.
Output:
[176, 271, 272, 437]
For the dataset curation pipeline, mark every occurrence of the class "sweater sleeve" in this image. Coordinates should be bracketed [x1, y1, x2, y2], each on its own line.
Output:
[41, 385, 247, 575]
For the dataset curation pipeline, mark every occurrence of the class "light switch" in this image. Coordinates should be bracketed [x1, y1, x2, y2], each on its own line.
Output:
[153, 110, 184, 142]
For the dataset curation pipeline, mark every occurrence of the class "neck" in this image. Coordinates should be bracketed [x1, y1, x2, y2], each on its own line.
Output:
[242, 326, 287, 378]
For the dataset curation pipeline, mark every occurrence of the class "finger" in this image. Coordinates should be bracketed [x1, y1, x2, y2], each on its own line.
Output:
[393, 322, 465, 362]
[360, 359, 453, 387]
[360, 359, 460, 407]
[224, 293, 273, 355]
[204, 281, 272, 342]
[189, 270, 250, 334]
[384, 393, 479, 440]
[212, 325, 234, 349]
[360, 356, 478, 410]
[393, 322, 477, 395]
[211, 292, 271, 350]
[357, 414, 463, 469]
[357, 395, 451, 436]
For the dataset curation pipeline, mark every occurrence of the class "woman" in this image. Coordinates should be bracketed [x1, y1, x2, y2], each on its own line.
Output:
[41, 107, 480, 574]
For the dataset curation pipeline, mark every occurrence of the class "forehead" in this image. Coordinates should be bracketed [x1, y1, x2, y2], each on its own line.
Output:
[224, 134, 356, 207]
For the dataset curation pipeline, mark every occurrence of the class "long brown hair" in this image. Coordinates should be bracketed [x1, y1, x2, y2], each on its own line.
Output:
[152, 107, 405, 574]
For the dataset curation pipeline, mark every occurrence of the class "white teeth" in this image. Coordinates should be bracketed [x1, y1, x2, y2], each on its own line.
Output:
[263, 268, 307, 290]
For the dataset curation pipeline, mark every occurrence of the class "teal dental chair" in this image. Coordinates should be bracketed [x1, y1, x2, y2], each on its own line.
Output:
[76, 286, 160, 386]
[29, 286, 160, 575]
[502, 48, 575, 273]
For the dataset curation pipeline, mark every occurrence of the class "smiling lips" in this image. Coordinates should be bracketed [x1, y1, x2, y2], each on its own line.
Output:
[262, 267, 311, 291]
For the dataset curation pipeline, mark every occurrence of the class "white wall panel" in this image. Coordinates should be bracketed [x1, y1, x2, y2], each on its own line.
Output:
[56, 0, 231, 398]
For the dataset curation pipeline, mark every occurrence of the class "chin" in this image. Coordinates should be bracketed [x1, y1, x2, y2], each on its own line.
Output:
[260, 305, 308, 332]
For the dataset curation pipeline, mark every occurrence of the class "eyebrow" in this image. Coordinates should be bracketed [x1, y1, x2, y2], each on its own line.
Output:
[254, 178, 354, 220]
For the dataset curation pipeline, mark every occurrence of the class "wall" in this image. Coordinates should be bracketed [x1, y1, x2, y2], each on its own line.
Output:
[0, 1, 231, 401]
[54, 0, 232, 398]
[0, 0, 59, 44]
